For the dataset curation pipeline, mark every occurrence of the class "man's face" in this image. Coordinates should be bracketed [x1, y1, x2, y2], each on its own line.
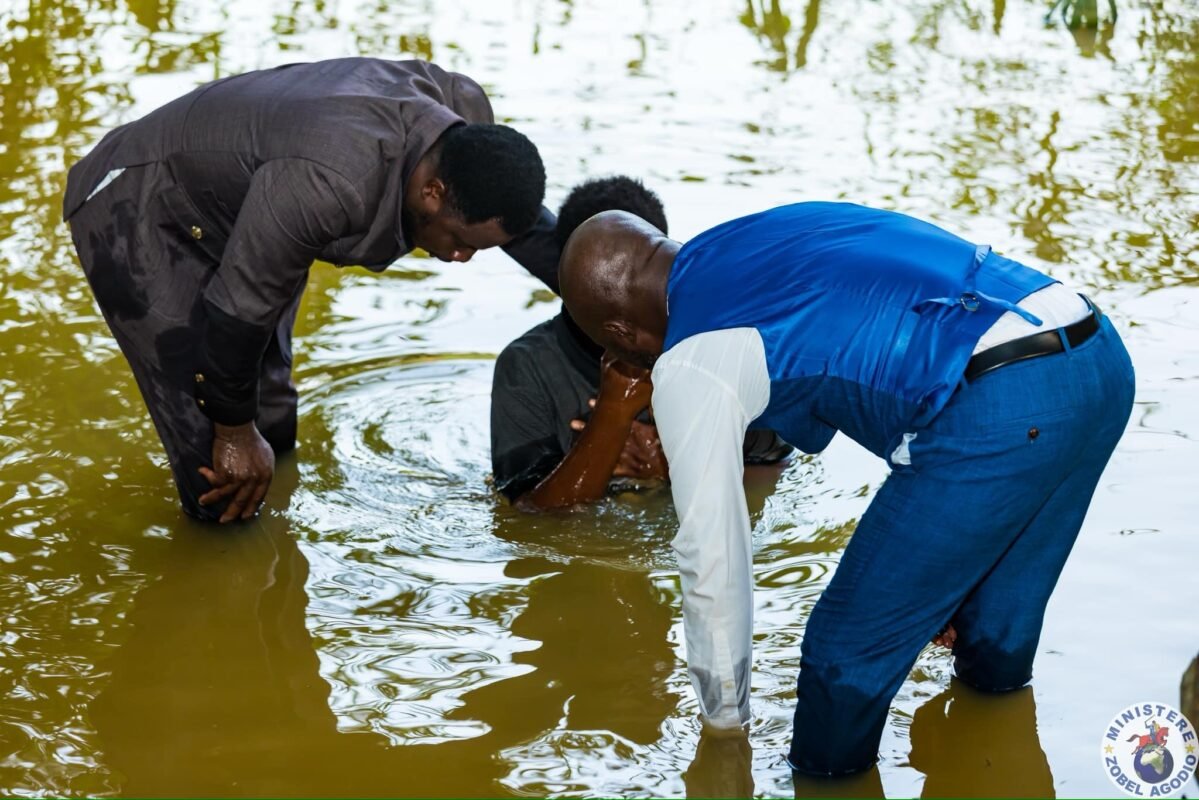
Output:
[407, 186, 513, 262]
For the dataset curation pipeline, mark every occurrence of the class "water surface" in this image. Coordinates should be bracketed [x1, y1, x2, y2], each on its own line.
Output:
[0, 0, 1197, 796]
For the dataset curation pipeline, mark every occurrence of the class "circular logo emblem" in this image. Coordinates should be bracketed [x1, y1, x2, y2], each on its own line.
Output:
[1102, 701, 1197, 797]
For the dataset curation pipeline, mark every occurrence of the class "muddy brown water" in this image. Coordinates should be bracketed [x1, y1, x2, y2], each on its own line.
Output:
[0, 0, 1196, 796]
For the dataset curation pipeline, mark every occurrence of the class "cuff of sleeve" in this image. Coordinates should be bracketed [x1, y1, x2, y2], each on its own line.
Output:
[195, 299, 270, 426]
[193, 371, 258, 426]
[700, 712, 750, 736]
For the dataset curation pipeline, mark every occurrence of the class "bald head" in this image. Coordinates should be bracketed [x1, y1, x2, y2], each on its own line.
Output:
[559, 210, 676, 369]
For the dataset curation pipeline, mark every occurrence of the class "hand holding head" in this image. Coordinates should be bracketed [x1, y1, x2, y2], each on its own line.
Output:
[598, 349, 653, 411]
[559, 210, 676, 369]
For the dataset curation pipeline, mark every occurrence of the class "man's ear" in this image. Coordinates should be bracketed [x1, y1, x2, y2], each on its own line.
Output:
[420, 178, 447, 211]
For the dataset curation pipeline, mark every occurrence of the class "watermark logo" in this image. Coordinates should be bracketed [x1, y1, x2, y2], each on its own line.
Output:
[1102, 701, 1197, 797]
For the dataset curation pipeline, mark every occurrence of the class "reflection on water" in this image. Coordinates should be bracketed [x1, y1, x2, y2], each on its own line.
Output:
[89, 519, 509, 797]
[739, 0, 821, 72]
[86, 497, 686, 796]
[453, 559, 676, 742]
[685, 732, 755, 799]
[908, 683, 1053, 799]
[452, 557, 678, 796]
[1, 0, 1197, 796]
[791, 767, 886, 799]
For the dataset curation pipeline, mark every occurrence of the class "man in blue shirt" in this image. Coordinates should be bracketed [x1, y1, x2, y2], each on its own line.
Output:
[557, 203, 1135, 775]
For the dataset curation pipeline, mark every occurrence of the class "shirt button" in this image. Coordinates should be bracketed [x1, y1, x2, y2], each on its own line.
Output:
[1028, 426, 1039, 440]
[197, 399, 206, 408]
[194, 372, 205, 383]
[959, 292, 980, 312]
[190, 225, 203, 240]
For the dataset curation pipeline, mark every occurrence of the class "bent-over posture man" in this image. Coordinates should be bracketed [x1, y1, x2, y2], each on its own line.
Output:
[64, 58, 559, 523]
[491, 177, 791, 510]
[559, 202, 1134, 774]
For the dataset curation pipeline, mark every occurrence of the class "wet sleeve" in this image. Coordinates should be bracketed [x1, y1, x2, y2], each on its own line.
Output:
[502, 206, 561, 295]
[195, 158, 364, 425]
[490, 343, 566, 501]
[651, 327, 771, 729]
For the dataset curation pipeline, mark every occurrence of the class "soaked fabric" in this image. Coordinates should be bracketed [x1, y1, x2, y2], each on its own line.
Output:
[790, 315, 1135, 775]
[3, 2, 1195, 795]
[491, 311, 604, 500]
[67, 163, 304, 520]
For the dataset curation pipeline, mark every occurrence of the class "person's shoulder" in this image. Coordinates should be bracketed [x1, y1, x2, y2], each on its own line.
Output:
[445, 72, 493, 124]
[500, 316, 559, 355]
[653, 328, 771, 417]
[347, 59, 492, 122]
[259, 60, 454, 178]
[655, 328, 764, 371]
[494, 316, 564, 380]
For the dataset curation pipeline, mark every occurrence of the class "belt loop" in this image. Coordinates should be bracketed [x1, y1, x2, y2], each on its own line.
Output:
[1062, 294, 1096, 354]
[1058, 325, 1073, 354]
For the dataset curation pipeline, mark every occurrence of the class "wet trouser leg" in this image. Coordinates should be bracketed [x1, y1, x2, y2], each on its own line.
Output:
[948, 410, 1126, 691]
[788, 317, 1134, 776]
[254, 279, 304, 456]
[69, 165, 304, 521]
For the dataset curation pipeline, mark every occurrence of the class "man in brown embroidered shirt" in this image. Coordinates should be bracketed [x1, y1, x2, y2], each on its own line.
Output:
[64, 58, 559, 523]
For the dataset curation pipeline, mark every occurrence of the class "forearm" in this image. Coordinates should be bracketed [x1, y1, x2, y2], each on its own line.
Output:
[517, 399, 636, 511]
[502, 205, 560, 294]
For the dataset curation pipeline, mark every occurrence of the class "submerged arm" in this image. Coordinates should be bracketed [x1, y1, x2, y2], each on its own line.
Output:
[516, 353, 651, 511]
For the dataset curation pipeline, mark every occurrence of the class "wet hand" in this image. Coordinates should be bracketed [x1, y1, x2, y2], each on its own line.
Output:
[597, 351, 653, 413]
[932, 623, 957, 649]
[198, 421, 275, 523]
[572, 410, 668, 481]
[614, 420, 669, 479]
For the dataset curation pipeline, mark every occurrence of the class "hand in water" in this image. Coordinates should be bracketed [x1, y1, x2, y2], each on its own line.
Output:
[932, 623, 957, 649]
[572, 405, 669, 480]
[614, 419, 669, 479]
[198, 422, 275, 522]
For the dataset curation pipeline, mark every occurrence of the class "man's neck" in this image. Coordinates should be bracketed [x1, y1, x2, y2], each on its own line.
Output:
[561, 308, 604, 362]
[403, 143, 440, 210]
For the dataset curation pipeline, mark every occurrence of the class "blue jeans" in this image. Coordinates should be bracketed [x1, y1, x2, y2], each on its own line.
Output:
[788, 315, 1135, 776]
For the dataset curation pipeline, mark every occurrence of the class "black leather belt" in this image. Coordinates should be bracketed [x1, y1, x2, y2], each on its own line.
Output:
[964, 296, 1101, 382]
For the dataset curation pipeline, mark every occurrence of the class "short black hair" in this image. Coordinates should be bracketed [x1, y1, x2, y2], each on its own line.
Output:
[555, 176, 668, 249]
[437, 123, 546, 236]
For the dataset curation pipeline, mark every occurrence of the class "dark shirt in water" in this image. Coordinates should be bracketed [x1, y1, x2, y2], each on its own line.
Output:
[490, 308, 794, 501]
